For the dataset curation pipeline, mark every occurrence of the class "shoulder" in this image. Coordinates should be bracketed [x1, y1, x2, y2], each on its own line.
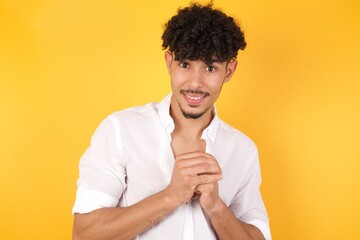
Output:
[90, 102, 159, 135]
[106, 102, 159, 125]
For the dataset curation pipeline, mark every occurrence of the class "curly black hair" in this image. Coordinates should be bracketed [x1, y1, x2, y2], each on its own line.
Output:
[162, 3, 246, 63]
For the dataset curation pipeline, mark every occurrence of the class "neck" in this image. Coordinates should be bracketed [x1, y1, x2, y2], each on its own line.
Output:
[170, 98, 214, 140]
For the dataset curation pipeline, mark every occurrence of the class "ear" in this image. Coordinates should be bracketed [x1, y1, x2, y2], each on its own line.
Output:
[224, 60, 238, 83]
[164, 51, 173, 74]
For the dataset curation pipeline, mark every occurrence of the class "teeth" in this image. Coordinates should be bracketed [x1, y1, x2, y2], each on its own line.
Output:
[188, 96, 203, 100]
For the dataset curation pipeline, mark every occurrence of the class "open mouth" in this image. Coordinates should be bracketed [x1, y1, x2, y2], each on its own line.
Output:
[181, 90, 209, 106]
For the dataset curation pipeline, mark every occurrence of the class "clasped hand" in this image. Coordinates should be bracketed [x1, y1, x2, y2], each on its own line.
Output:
[166, 151, 223, 212]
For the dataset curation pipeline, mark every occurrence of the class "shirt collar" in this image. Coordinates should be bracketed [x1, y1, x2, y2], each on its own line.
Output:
[158, 94, 175, 139]
[157, 93, 219, 142]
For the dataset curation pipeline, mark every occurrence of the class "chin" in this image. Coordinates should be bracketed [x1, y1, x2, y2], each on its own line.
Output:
[180, 106, 210, 119]
[181, 111, 204, 119]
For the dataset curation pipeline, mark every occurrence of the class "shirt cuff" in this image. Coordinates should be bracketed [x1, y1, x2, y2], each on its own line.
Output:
[72, 183, 119, 214]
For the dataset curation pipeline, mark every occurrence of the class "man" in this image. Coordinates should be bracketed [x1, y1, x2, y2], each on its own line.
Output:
[73, 4, 271, 240]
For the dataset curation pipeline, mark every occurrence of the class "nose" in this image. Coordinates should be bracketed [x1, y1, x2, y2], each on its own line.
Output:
[187, 69, 204, 89]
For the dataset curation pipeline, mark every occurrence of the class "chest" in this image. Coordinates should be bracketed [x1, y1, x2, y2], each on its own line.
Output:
[120, 130, 244, 207]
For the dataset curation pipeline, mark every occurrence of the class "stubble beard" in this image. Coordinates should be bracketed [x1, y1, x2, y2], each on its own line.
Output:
[178, 101, 212, 119]
[180, 109, 205, 119]
[178, 89, 211, 119]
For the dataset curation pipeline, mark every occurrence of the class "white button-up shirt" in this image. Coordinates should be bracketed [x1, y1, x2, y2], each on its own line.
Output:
[73, 94, 271, 240]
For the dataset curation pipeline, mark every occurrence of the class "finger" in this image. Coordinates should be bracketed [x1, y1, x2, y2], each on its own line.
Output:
[195, 182, 215, 191]
[178, 162, 222, 176]
[192, 174, 222, 186]
[182, 174, 221, 190]
[176, 151, 216, 161]
[176, 155, 220, 169]
[194, 182, 218, 195]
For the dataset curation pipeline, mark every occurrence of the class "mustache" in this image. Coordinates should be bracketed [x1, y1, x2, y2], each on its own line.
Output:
[180, 89, 210, 96]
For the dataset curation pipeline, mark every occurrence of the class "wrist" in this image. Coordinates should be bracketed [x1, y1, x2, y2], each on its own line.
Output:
[204, 199, 226, 218]
[159, 188, 185, 209]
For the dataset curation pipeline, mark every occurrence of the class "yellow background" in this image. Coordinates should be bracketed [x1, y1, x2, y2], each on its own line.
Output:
[1, 0, 359, 239]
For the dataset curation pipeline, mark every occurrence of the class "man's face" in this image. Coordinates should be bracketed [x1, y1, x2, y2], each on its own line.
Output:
[165, 51, 237, 119]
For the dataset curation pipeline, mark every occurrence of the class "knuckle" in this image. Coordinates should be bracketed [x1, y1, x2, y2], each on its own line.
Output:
[201, 175, 209, 183]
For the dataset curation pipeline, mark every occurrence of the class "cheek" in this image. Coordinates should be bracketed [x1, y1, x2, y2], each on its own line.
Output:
[170, 75, 181, 87]
[207, 77, 225, 91]
[170, 77, 183, 92]
[170, 72, 187, 86]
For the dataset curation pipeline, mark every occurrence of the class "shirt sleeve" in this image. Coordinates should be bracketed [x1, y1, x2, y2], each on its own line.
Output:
[229, 148, 272, 240]
[72, 115, 127, 214]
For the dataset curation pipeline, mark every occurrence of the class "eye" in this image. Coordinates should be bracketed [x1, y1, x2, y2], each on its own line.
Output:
[206, 66, 216, 72]
[179, 62, 189, 68]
